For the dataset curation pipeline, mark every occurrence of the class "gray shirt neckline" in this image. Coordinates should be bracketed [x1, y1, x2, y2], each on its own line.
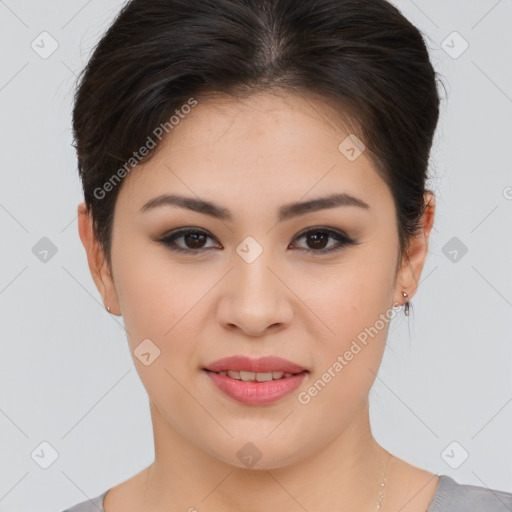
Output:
[64, 474, 512, 512]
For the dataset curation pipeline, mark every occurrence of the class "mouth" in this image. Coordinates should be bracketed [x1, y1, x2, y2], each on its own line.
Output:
[203, 355, 308, 376]
[203, 367, 309, 405]
[203, 369, 308, 382]
[202, 355, 309, 404]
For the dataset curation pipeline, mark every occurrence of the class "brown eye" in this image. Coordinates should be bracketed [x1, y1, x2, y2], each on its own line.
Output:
[157, 226, 358, 256]
[181, 232, 208, 249]
[290, 228, 357, 255]
[304, 232, 330, 250]
[157, 228, 220, 253]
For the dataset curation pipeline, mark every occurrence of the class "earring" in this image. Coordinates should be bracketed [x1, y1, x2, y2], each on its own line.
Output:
[106, 305, 111, 313]
[402, 291, 410, 316]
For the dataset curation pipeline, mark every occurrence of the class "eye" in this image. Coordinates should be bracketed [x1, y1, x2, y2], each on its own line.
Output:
[156, 226, 359, 255]
[289, 227, 358, 255]
[156, 228, 220, 253]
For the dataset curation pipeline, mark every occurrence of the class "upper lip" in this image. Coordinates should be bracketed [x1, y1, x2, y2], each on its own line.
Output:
[204, 355, 308, 374]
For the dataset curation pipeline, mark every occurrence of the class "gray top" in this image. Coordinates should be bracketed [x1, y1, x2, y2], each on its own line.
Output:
[61, 475, 512, 512]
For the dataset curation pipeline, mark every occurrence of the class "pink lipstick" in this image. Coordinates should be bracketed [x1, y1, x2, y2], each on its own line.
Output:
[203, 355, 308, 405]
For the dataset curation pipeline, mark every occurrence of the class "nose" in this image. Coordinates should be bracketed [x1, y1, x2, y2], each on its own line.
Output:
[216, 249, 294, 337]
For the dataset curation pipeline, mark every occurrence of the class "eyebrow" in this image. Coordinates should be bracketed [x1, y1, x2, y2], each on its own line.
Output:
[140, 192, 370, 222]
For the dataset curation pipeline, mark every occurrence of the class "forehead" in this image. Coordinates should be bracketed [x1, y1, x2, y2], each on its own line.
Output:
[168, 90, 355, 156]
[116, 91, 393, 214]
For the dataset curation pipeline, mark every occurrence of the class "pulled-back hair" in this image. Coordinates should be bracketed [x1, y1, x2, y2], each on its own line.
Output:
[72, 0, 444, 273]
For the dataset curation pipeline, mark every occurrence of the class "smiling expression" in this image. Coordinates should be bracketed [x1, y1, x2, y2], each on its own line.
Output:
[93, 89, 415, 468]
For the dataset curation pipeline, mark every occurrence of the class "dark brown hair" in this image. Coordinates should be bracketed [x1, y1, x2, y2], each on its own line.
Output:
[72, 0, 444, 276]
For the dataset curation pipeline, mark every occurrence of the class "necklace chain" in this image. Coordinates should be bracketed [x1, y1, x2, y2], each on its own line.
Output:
[376, 452, 392, 511]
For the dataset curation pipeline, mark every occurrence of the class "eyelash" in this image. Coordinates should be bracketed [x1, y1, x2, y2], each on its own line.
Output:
[156, 227, 358, 256]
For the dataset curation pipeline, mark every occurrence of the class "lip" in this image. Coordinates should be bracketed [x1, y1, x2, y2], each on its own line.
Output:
[202, 355, 308, 405]
[204, 370, 308, 405]
[203, 355, 307, 374]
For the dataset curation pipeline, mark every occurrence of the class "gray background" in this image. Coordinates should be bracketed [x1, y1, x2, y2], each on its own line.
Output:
[0, 0, 511, 510]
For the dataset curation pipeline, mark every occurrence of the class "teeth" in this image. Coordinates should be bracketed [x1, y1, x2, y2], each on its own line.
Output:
[215, 370, 297, 381]
[240, 371, 258, 381]
[256, 372, 273, 382]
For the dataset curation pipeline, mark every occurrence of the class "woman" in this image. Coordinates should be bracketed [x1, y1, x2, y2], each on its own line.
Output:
[63, 0, 512, 510]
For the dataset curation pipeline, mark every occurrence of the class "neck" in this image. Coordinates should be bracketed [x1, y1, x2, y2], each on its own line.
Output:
[142, 399, 391, 512]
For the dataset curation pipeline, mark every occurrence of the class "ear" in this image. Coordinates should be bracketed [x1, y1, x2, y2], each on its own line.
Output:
[77, 201, 121, 315]
[394, 191, 436, 307]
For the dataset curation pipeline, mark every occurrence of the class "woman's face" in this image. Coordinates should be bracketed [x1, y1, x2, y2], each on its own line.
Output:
[82, 91, 430, 469]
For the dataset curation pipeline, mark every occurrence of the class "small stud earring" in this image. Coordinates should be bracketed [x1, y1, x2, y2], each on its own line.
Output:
[106, 305, 111, 313]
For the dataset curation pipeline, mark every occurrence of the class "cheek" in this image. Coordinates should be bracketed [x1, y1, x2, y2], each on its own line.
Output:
[303, 245, 397, 369]
[112, 242, 191, 347]
[112, 250, 205, 404]
[297, 273, 393, 419]
[309, 256, 395, 328]
[112, 245, 223, 378]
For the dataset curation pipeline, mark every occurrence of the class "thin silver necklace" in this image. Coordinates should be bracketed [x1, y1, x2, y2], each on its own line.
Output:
[376, 452, 392, 511]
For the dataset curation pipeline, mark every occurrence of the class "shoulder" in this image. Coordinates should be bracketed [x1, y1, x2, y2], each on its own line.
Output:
[428, 475, 512, 512]
[60, 490, 109, 512]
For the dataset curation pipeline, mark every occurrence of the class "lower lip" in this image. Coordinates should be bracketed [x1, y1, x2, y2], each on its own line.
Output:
[204, 370, 308, 405]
